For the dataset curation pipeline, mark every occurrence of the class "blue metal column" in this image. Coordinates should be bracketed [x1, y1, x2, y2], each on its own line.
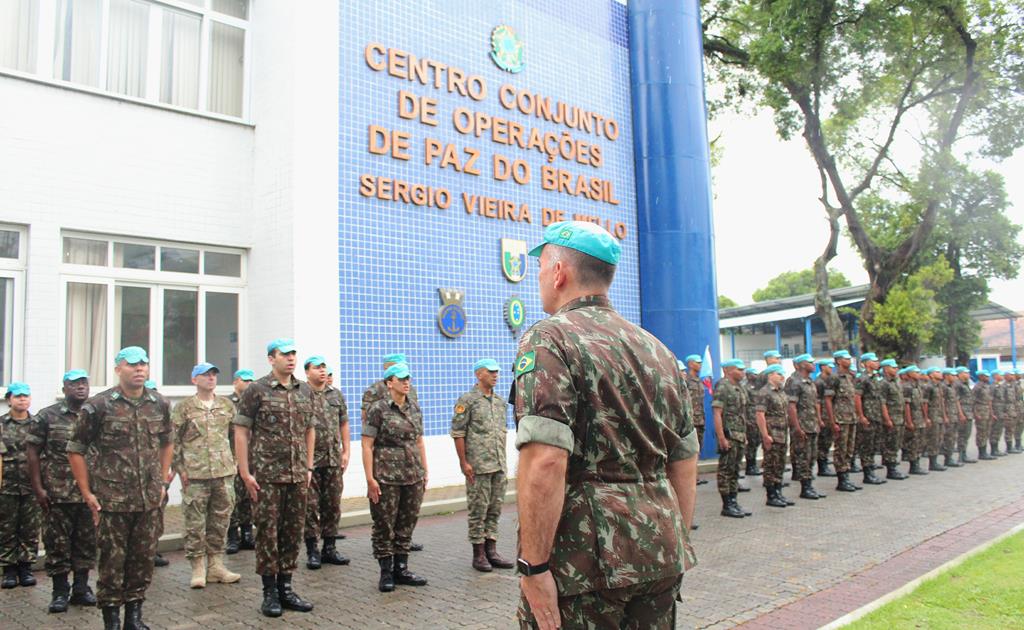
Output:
[630, 0, 718, 458]
[804, 318, 813, 357]
[774, 323, 782, 353]
[730, 331, 736, 357]
[1011, 317, 1017, 368]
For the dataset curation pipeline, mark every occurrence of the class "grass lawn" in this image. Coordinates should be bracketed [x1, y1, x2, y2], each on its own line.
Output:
[846, 530, 1024, 629]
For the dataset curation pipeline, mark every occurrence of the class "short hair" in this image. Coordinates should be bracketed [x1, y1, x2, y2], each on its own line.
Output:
[549, 245, 616, 288]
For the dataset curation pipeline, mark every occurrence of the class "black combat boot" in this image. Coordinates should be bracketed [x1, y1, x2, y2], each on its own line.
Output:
[886, 463, 908, 480]
[471, 543, 492, 572]
[153, 553, 168, 567]
[48, 572, 70, 613]
[836, 472, 858, 492]
[377, 557, 395, 592]
[101, 606, 121, 630]
[909, 459, 929, 474]
[305, 537, 321, 570]
[960, 448, 977, 463]
[778, 483, 795, 505]
[393, 554, 428, 586]
[929, 455, 947, 471]
[978, 444, 995, 460]
[850, 459, 862, 473]
[320, 537, 350, 565]
[260, 574, 282, 617]
[2, 565, 18, 589]
[945, 453, 963, 468]
[484, 539, 515, 569]
[697, 477, 709, 485]
[122, 600, 149, 630]
[745, 460, 763, 476]
[817, 459, 837, 477]
[70, 569, 96, 606]
[277, 573, 313, 612]
[991, 442, 1007, 456]
[410, 542, 424, 551]
[720, 493, 744, 518]
[733, 493, 752, 516]
[863, 467, 887, 485]
[225, 526, 240, 555]
[17, 561, 36, 586]
[240, 524, 256, 550]
[799, 479, 819, 500]
[765, 485, 787, 508]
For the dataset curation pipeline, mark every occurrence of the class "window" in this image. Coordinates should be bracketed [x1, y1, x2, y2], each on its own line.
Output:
[5, 0, 251, 120]
[0, 225, 27, 384]
[821, 341, 831, 353]
[61, 233, 244, 390]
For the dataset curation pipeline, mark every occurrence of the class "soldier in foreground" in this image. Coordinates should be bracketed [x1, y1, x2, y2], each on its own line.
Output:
[815, 358, 837, 477]
[785, 354, 825, 500]
[878, 359, 908, 480]
[825, 350, 861, 492]
[514, 221, 697, 629]
[973, 370, 995, 460]
[1, 382, 40, 589]
[954, 367, 977, 464]
[854, 353, 886, 485]
[744, 365, 764, 477]
[226, 369, 255, 554]
[755, 364, 794, 507]
[715, 359, 752, 518]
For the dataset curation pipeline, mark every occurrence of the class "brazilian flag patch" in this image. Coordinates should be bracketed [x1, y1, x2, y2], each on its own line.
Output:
[515, 351, 536, 377]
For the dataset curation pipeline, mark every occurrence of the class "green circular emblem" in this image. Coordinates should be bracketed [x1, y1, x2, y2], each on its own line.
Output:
[490, 25, 524, 73]
[504, 296, 526, 332]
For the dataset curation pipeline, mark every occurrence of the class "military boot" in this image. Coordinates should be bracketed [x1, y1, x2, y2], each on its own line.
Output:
[929, 455, 947, 471]
[484, 539, 515, 569]
[393, 554, 428, 586]
[239, 524, 256, 550]
[886, 463, 908, 480]
[225, 526, 240, 555]
[260, 575, 282, 617]
[765, 485, 787, 508]
[1011, 440, 1023, 454]
[978, 444, 996, 460]
[733, 493, 752, 517]
[850, 459, 862, 473]
[70, 569, 96, 606]
[101, 606, 121, 630]
[909, 459, 928, 474]
[2, 565, 18, 589]
[471, 543, 492, 572]
[153, 553, 168, 568]
[817, 459, 837, 477]
[960, 448, 977, 464]
[305, 537, 321, 570]
[276, 573, 313, 612]
[377, 557, 395, 592]
[189, 556, 206, 589]
[720, 493, 744, 518]
[122, 600, 149, 630]
[320, 537, 350, 566]
[945, 453, 963, 468]
[48, 572, 70, 613]
[799, 479, 819, 500]
[779, 484, 795, 505]
[836, 472, 858, 492]
[17, 562, 35, 586]
[991, 442, 1007, 456]
[745, 460, 762, 476]
[863, 467, 887, 485]
[206, 554, 241, 583]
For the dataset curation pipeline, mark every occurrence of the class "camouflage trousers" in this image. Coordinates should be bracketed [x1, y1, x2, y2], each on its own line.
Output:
[182, 476, 235, 559]
[855, 420, 880, 465]
[881, 424, 904, 466]
[304, 465, 343, 539]
[716, 439, 744, 495]
[744, 417, 761, 468]
[974, 416, 992, 449]
[254, 481, 307, 575]
[43, 502, 96, 576]
[0, 493, 42, 566]
[761, 419, 788, 486]
[817, 423, 834, 463]
[927, 422, 946, 457]
[96, 508, 161, 607]
[229, 474, 252, 529]
[465, 470, 506, 544]
[956, 418, 973, 453]
[789, 430, 818, 482]
[370, 481, 424, 559]
[903, 426, 926, 462]
[1013, 414, 1024, 445]
[942, 422, 958, 456]
[519, 575, 681, 630]
[990, 411, 1006, 448]
[832, 424, 857, 473]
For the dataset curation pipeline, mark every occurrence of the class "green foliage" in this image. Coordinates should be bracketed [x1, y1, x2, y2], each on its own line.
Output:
[718, 294, 739, 309]
[864, 260, 953, 358]
[752, 268, 851, 302]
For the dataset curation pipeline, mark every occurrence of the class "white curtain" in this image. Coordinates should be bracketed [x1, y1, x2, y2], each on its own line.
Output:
[66, 282, 108, 386]
[160, 9, 200, 108]
[0, 0, 38, 72]
[208, 21, 243, 117]
[106, 0, 148, 97]
[53, 0, 102, 86]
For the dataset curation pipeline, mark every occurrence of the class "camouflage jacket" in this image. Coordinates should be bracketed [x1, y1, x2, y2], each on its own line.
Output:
[685, 373, 705, 427]
[513, 295, 697, 596]
[1, 413, 36, 496]
[233, 374, 315, 484]
[972, 382, 994, 421]
[882, 376, 905, 423]
[364, 396, 424, 485]
[310, 386, 348, 469]
[743, 377, 761, 423]
[755, 383, 789, 429]
[361, 379, 418, 420]
[826, 371, 858, 424]
[943, 382, 961, 422]
[1012, 381, 1024, 416]
[956, 381, 973, 419]
[856, 372, 885, 423]
[68, 387, 172, 512]
[450, 386, 508, 474]
[172, 395, 236, 480]
[26, 402, 84, 502]
[712, 379, 749, 443]
[228, 392, 241, 455]
[924, 381, 947, 423]
[903, 381, 927, 428]
[784, 373, 820, 433]
[992, 381, 1009, 413]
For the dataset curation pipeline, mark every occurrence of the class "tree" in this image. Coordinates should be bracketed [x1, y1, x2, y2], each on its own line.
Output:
[703, 0, 1024, 350]
[719, 294, 739, 309]
[752, 268, 850, 302]
[864, 260, 953, 360]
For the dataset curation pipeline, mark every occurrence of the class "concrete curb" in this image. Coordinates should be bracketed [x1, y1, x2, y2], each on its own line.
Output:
[821, 521, 1024, 629]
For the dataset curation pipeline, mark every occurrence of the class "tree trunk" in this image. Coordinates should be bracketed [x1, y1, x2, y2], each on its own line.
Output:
[814, 210, 848, 353]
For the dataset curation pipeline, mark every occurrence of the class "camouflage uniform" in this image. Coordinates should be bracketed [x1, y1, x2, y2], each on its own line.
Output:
[924, 381, 946, 457]
[942, 382, 961, 458]
[232, 374, 315, 576]
[450, 386, 508, 544]
[364, 397, 425, 558]
[1012, 379, 1024, 448]
[754, 383, 790, 486]
[172, 395, 237, 560]
[991, 380, 1007, 451]
[67, 387, 171, 607]
[785, 374, 819, 482]
[513, 295, 696, 628]
[227, 393, 252, 534]
[955, 380, 974, 456]
[0, 413, 42, 568]
[825, 371, 858, 473]
[855, 372, 884, 466]
[743, 374, 762, 471]
[973, 380, 994, 451]
[685, 373, 706, 452]
[305, 386, 348, 539]
[881, 375, 906, 467]
[902, 380, 928, 462]
[713, 379, 748, 495]
[26, 402, 97, 576]
[816, 377, 834, 467]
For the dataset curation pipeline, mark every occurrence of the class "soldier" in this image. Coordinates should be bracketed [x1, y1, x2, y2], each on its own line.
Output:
[1, 382, 40, 589]
[141, 379, 171, 571]
[363, 362, 429, 592]
[714, 359, 752, 518]
[26, 370, 97, 612]
[923, 368, 949, 471]
[683, 354, 708, 467]
[815, 358, 837, 477]
[172, 362, 241, 589]
[513, 221, 697, 629]
[941, 368, 965, 467]
[1003, 370, 1021, 454]
[743, 365, 763, 478]
[990, 370, 1008, 457]
[755, 365, 793, 507]
[900, 367, 928, 475]
[785, 354, 825, 499]
[854, 353, 886, 485]
[303, 356, 351, 570]
[1010, 369, 1024, 453]
[825, 350, 862, 492]
[226, 369, 256, 554]
[233, 338, 316, 618]
[954, 367, 977, 463]
[67, 347, 172, 630]
[759, 350, 783, 385]
[973, 370, 996, 460]
[451, 358, 515, 572]
[878, 359, 908, 480]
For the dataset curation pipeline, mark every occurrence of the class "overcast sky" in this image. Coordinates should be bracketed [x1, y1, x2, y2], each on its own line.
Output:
[709, 109, 1024, 311]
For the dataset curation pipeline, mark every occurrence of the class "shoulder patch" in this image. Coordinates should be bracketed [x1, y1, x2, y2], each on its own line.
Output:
[454, 404, 466, 414]
[515, 351, 537, 377]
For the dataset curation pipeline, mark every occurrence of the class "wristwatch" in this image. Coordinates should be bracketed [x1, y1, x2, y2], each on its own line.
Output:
[516, 558, 550, 576]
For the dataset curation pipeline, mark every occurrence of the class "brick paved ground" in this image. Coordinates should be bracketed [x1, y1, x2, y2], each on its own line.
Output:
[2, 452, 1022, 629]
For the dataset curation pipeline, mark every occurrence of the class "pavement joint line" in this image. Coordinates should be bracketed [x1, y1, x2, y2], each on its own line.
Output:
[820, 518, 1024, 629]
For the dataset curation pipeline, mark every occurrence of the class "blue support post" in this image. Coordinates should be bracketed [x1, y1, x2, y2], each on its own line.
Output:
[630, 0, 718, 458]
[1011, 317, 1017, 368]
[730, 330, 736, 358]
[775, 323, 782, 354]
[804, 318, 813, 357]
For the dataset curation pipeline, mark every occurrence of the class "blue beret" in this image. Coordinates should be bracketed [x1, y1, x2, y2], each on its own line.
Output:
[191, 362, 219, 379]
[833, 350, 851, 360]
[473, 358, 501, 372]
[684, 354, 702, 364]
[382, 353, 407, 365]
[942, 368, 956, 376]
[114, 346, 149, 365]
[793, 353, 814, 364]
[954, 367, 969, 374]
[879, 359, 898, 368]
[745, 367, 759, 374]
[992, 369, 1004, 376]
[266, 338, 296, 355]
[859, 352, 878, 362]
[63, 369, 89, 382]
[383, 363, 411, 380]
[976, 369, 989, 377]
[721, 359, 745, 370]
[762, 365, 785, 376]
[763, 350, 782, 359]
[528, 221, 621, 265]
[923, 367, 940, 375]
[5, 382, 30, 397]
[815, 358, 835, 367]
[234, 369, 255, 381]
[303, 355, 327, 369]
[144, 379, 157, 389]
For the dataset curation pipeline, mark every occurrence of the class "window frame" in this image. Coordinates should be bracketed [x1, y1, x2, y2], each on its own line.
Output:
[0, 224, 27, 385]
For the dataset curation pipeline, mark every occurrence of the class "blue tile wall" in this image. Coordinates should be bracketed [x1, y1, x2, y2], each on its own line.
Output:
[338, 0, 638, 437]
